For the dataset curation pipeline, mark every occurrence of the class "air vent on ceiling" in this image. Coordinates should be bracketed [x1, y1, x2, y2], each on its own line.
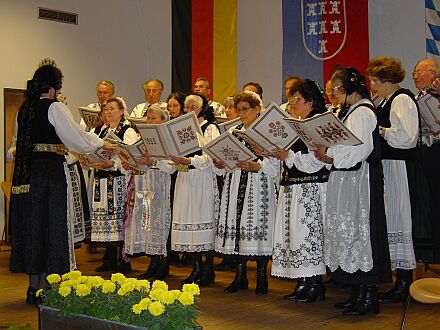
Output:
[38, 7, 78, 25]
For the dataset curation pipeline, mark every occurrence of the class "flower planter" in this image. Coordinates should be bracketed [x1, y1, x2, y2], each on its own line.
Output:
[39, 306, 202, 330]
[39, 306, 147, 329]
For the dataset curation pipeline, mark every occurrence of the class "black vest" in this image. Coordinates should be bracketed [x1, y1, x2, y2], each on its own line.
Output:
[377, 88, 418, 160]
[32, 99, 62, 145]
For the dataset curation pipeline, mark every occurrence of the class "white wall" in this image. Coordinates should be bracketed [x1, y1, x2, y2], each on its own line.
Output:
[0, 0, 171, 234]
[369, 0, 426, 89]
[237, 0, 283, 106]
[0, 0, 429, 234]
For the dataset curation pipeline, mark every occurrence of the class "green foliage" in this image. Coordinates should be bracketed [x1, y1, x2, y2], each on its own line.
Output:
[40, 271, 200, 329]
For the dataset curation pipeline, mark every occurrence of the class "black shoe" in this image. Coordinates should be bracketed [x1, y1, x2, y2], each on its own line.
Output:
[117, 261, 132, 274]
[296, 276, 326, 303]
[343, 285, 380, 316]
[284, 278, 308, 300]
[255, 258, 269, 296]
[224, 262, 248, 293]
[138, 255, 161, 279]
[181, 253, 202, 285]
[379, 269, 412, 303]
[155, 257, 170, 280]
[26, 287, 39, 306]
[199, 267, 215, 287]
[335, 284, 362, 309]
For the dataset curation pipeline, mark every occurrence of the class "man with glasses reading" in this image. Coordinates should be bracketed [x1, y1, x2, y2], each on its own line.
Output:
[131, 79, 168, 118]
[193, 77, 225, 117]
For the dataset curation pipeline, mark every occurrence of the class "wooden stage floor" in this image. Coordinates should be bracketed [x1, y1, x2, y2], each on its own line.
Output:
[0, 244, 439, 329]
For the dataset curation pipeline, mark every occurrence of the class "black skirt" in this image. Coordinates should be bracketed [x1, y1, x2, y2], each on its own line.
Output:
[412, 143, 440, 263]
[10, 157, 70, 275]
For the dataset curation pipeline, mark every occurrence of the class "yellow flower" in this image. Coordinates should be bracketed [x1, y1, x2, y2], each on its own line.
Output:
[101, 280, 116, 294]
[61, 273, 70, 281]
[178, 292, 194, 306]
[120, 281, 135, 293]
[159, 290, 176, 305]
[182, 283, 200, 296]
[111, 273, 126, 284]
[148, 301, 165, 316]
[135, 280, 150, 292]
[87, 276, 104, 288]
[170, 290, 181, 299]
[46, 274, 61, 285]
[78, 276, 88, 284]
[60, 279, 79, 289]
[117, 287, 128, 296]
[36, 289, 43, 297]
[76, 284, 91, 297]
[132, 303, 143, 315]
[139, 298, 151, 309]
[152, 280, 168, 291]
[149, 288, 165, 301]
[69, 270, 82, 280]
[58, 286, 71, 297]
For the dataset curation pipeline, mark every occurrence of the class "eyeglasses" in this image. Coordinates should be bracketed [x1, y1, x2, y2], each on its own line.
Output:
[412, 70, 431, 77]
[184, 104, 199, 111]
[146, 89, 161, 93]
[237, 106, 253, 113]
[332, 85, 344, 92]
[290, 96, 305, 103]
[104, 107, 120, 114]
[193, 85, 208, 89]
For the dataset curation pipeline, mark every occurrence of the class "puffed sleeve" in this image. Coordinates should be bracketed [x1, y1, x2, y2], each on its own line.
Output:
[383, 94, 419, 149]
[326, 105, 376, 169]
[288, 150, 325, 174]
[259, 157, 280, 177]
[48, 102, 103, 153]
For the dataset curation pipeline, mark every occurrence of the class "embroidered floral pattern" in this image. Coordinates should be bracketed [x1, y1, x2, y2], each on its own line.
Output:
[176, 125, 197, 145]
[272, 184, 324, 272]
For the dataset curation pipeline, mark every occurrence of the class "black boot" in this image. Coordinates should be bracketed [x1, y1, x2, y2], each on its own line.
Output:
[139, 255, 161, 279]
[343, 285, 380, 316]
[284, 278, 308, 300]
[155, 256, 170, 280]
[296, 275, 326, 302]
[379, 269, 412, 303]
[116, 248, 132, 274]
[335, 284, 362, 308]
[181, 253, 202, 285]
[26, 287, 39, 306]
[224, 258, 248, 293]
[255, 257, 269, 295]
[117, 260, 132, 274]
[199, 251, 216, 287]
[95, 246, 118, 272]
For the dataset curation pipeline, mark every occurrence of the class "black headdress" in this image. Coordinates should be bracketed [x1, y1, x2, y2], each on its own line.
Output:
[12, 64, 63, 194]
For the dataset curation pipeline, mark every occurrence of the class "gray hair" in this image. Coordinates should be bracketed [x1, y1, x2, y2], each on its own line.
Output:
[148, 104, 169, 121]
[184, 94, 203, 112]
[223, 96, 234, 108]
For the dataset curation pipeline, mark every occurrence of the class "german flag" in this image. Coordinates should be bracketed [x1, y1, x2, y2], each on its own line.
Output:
[172, 0, 237, 103]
